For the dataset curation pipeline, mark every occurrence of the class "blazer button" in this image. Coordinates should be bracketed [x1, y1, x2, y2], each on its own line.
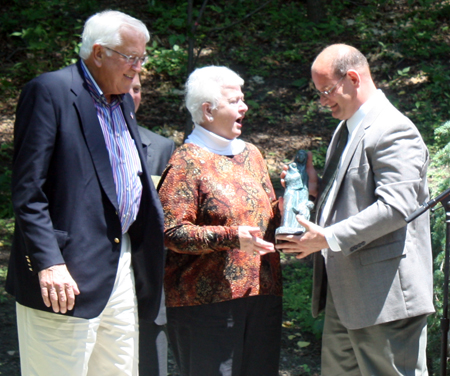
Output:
[114, 238, 120, 244]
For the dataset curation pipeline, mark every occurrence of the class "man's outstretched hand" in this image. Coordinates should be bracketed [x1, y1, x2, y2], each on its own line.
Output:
[275, 216, 328, 259]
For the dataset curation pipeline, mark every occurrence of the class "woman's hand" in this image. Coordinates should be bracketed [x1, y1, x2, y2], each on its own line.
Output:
[238, 226, 275, 256]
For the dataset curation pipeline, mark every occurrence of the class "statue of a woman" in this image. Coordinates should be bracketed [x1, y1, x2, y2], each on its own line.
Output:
[276, 150, 314, 236]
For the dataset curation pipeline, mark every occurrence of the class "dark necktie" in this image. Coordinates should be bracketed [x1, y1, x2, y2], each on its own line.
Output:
[314, 122, 349, 223]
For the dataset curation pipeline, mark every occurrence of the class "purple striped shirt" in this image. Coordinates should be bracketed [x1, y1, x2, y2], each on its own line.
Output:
[81, 61, 142, 234]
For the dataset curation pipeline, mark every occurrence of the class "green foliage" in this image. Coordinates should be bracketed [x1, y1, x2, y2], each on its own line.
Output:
[0, 219, 14, 251]
[146, 42, 187, 79]
[1, 0, 99, 82]
[425, 120, 450, 373]
[298, 99, 321, 124]
[0, 219, 14, 303]
[0, 143, 13, 219]
[147, 1, 189, 34]
[0, 265, 9, 304]
[429, 121, 450, 261]
[433, 122, 450, 164]
[311, 144, 328, 171]
[282, 259, 324, 338]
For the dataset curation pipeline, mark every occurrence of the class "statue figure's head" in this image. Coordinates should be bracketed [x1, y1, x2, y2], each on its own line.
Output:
[295, 150, 307, 165]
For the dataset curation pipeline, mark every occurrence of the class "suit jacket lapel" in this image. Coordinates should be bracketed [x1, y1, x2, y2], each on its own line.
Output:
[333, 123, 364, 191]
[121, 98, 149, 179]
[137, 128, 155, 175]
[71, 61, 119, 211]
[138, 127, 152, 147]
[329, 95, 388, 209]
[122, 99, 139, 144]
[121, 96, 161, 202]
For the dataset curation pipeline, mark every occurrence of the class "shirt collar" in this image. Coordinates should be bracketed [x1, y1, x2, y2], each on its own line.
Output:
[185, 124, 246, 156]
[346, 89, 384, 136]
[80, 60, 123, 106]
[347, 89, 384, 135]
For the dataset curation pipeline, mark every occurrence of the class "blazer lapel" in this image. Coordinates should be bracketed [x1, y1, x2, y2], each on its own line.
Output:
[334, 123, 364, 188]
[137, 128, 155, 174]
[121, 98, 147, 173]
[330, 94, 388, 207]
[138, 126, 152, 147]
[71, 62, 119, 211]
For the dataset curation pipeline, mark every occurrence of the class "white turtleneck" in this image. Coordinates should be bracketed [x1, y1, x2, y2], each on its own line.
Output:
[185, 124, 246, 156]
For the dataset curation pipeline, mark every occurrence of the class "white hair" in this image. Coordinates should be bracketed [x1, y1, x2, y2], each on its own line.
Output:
[79, 10, 150, 60]
[185, 66, 244, 124]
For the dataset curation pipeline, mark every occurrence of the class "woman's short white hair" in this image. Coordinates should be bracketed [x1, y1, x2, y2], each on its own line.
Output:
[185, 66, 244, 124]
[79, 10, 150, 60]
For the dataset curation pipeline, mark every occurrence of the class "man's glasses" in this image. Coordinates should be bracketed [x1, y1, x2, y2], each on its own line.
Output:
[104, 46, 148, 66]
[316, 74, 346, 97]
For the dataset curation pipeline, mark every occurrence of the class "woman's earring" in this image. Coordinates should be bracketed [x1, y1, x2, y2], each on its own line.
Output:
[208, 116, 213, 121]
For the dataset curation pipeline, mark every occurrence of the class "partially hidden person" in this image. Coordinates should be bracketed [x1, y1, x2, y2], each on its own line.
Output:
[129, 74, 175, 376]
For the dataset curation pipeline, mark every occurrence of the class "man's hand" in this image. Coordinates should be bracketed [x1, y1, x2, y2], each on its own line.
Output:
[275, 216, 328, 259]
[38, 264, 80, 314]
[238, 226, 275, 256]
[280, 151, 318, 198]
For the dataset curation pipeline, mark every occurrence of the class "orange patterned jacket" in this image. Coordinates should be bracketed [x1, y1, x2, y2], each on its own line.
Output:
[158, 142, 282, 307]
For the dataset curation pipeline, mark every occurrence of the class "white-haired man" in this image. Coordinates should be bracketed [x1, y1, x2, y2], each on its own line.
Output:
[7, 10, 165, 376]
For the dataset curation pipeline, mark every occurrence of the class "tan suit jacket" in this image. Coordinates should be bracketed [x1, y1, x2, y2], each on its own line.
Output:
[312, 91, 435, 330]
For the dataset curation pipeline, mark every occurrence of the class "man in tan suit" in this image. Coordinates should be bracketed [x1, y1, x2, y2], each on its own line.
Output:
[276, 44, 434, 375]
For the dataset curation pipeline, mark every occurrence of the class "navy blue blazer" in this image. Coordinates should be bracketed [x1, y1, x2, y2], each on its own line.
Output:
[7, 61, 165, 321]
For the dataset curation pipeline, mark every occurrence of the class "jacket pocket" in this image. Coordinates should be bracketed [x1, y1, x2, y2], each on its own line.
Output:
[359, 239, 405, 266]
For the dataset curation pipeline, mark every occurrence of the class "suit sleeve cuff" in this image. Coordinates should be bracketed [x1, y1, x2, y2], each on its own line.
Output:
[324, 227, 341, 252]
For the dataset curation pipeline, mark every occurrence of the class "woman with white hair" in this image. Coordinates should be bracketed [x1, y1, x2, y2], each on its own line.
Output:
[158, 66, 282, 376]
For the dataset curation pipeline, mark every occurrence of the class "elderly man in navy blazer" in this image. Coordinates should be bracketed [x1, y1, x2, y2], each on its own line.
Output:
[6, 10, 165, 376]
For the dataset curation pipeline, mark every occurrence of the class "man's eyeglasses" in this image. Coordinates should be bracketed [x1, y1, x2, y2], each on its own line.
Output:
[104, 46, 148, 66]
[316, 74, 346, 97]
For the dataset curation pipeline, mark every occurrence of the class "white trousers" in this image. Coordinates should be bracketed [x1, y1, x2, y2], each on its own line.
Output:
[16, 233, 139, 376]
